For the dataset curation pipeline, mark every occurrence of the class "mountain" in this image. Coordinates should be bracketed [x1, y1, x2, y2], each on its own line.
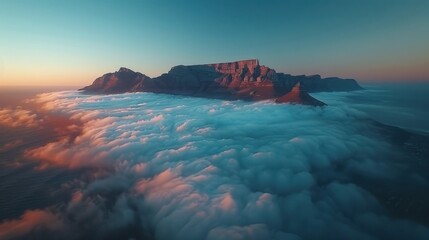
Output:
[80, 67, 151, 93]
[80, 59, 362, 105]
[275, 82, 326, 106]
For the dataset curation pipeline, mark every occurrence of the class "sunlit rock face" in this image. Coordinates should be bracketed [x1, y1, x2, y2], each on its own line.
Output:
[81, 67, 151, 94]
[80, 59, 362, 105]
[275, 82, 326, 106]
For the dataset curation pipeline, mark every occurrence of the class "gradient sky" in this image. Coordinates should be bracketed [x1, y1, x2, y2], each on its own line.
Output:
[1, 0, 428, 86]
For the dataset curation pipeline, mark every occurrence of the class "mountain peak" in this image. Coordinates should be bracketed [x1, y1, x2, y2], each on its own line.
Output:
[275, 82, 325, 106]
[118, 67, 134, 73]
[290, 81, 302, 93]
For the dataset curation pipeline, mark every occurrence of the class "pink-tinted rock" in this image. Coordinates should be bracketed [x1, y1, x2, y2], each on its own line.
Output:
[80, 67, 151, 94]
[275, 82, 325, 106]
[81, 59, 361, 106]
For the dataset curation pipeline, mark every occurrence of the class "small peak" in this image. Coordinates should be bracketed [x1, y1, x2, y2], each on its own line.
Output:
[290, 81, 301, 92]
[118, 67, 134, 73]
[275, 81, 325, 106]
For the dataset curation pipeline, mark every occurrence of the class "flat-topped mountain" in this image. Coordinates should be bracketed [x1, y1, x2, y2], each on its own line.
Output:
[80, 59, 362, 105]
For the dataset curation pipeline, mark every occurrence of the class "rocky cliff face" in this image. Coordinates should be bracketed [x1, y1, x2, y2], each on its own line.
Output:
[81, 59, 362, 105]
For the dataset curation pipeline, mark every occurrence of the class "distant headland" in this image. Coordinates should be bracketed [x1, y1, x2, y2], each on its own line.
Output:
[80, 59, 362, 106]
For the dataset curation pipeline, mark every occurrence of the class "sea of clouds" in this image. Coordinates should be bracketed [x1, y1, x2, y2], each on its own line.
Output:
[0, 91, 428, 240]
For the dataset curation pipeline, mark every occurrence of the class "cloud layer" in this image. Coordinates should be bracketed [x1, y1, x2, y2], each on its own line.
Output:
[1, 91, 428, 240]
[0, 107, 41, 128]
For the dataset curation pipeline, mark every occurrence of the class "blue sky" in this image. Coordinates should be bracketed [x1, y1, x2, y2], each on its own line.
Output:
[1, 0, 428, 86]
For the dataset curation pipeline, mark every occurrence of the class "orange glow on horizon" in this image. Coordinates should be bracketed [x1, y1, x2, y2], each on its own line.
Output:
[1, 61, 428, 87]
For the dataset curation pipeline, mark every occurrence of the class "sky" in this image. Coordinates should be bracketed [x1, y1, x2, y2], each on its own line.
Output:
[0, 0, 428, 86]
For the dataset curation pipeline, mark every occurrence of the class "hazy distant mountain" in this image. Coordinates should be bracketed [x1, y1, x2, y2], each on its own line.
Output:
[80, 59, 362, 106]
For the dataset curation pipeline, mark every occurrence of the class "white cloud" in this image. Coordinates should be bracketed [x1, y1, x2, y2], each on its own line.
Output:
[1, 91, 428, 240]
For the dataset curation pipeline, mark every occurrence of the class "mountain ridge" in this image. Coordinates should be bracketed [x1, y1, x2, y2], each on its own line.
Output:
[80, 59, 362, 106]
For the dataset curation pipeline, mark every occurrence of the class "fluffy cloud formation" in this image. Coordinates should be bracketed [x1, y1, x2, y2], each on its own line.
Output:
[1, 91, 428, 240]
[0, 107, 41, 128]
[0, 210, 65, 239]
